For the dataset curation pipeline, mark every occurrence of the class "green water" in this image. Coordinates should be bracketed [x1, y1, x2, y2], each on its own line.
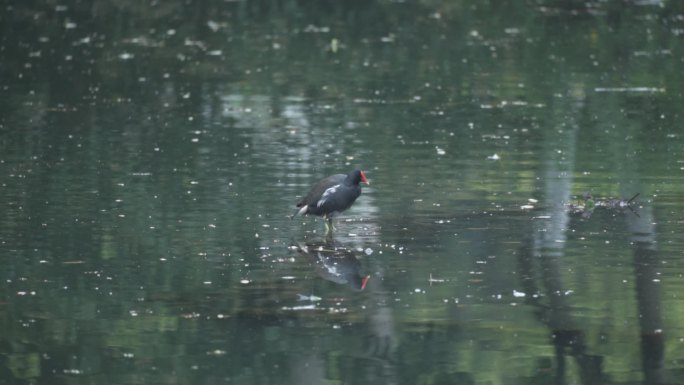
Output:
[2, 1, 684, 384]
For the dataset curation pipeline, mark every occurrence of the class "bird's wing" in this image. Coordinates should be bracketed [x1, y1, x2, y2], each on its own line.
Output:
[317, 184, 340, 207]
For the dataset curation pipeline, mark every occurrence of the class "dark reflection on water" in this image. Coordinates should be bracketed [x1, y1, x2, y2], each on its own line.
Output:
[2, 0, 684, 384]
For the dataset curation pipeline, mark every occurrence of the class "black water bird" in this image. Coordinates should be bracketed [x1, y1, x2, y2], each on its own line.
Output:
[292, 169, 369, 232]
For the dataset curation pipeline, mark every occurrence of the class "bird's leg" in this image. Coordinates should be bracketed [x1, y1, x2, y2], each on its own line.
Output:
[324, 216, 335, 233]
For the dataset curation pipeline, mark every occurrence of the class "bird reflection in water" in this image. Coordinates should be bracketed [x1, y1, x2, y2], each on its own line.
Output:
[295, 238, 370, 291]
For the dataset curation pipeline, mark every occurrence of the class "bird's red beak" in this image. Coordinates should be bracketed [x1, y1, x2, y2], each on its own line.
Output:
[360, 171, 369, 185]
[361, 275, 370, 290]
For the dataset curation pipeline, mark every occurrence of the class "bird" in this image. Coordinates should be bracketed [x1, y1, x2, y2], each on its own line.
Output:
[292, 169, 369, 232]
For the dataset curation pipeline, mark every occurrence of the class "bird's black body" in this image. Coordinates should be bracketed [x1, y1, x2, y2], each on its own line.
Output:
[292, 170, 368, 231]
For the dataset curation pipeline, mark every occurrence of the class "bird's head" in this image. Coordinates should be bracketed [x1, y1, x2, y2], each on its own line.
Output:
[358, 170, 369, 185]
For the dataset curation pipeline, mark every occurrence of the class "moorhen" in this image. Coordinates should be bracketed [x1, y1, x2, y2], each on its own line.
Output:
[292, 169, 369, 232]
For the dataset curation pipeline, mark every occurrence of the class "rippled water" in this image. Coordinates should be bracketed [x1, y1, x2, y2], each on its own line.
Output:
[2, 1, 684, 384]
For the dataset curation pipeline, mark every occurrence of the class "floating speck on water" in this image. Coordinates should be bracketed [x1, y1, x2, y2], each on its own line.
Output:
[123, 353, 134, 358]
[487, 153, 500, 160]
[207, 20, 221, 32]
[281, 276, 296, 280]
[281, 304, 317, 311]
[240, 279, 250, 284]
[129, 310, 138, 317]
[435, 146, 446, 155]
[513, 290, 526, 298]
[594, 87, 665, 93]
[207, 50, 222, 56]
[364, 248, 373, 255]
[203, 281, 212, 285]
[119, 52, 134, 60]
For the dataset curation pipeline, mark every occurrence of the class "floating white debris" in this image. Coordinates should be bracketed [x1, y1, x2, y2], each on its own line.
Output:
[487, 153, 500, 160]
[513, 290, 526, 298]
[528, 198, 538, 203]
[520, 204, 535, 210]
[381, 34, 396, 43]
[282, 304, 317, 311]
[240, 279, 250, 284]
[595, 87, 665, 93]
[281, 276, 296, 280]
[119, 52, 134, 60]
[303, 25, 330, 33]
[429, 273, 446, 284]
[364, 248, 373, 256]
[207, 20, 221, 32]
[435, 146, 446, 155]
[297, 294, 322, 302]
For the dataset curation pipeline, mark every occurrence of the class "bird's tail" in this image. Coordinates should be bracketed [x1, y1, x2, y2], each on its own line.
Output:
[291, 205, 308, 220]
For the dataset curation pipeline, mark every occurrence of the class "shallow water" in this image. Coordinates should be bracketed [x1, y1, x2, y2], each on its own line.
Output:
[2, 1, 684, 384]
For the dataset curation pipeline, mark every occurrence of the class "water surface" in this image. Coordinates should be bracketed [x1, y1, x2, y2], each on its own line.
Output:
[2, 1, 684, 384]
